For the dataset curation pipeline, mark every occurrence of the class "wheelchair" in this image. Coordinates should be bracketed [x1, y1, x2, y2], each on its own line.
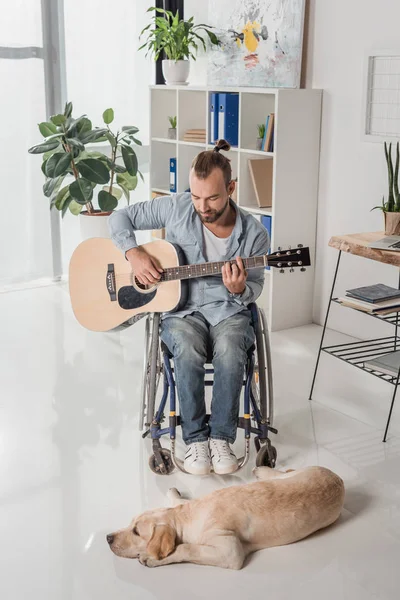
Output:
[140, 303, 278, 475]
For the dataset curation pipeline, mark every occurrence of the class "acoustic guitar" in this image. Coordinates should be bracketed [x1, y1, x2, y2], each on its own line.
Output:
[69, 238, 311, 332]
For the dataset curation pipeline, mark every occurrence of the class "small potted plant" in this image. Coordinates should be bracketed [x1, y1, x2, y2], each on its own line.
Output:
[257, 124, 266, 151]
[139, 7, 219, 85]
[168, 116, 177, 140]
[372, 142, 400, 235]
[28, 102, 143, 240]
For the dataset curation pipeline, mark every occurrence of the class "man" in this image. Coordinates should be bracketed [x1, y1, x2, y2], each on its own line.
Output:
[108, 139, 269, 475]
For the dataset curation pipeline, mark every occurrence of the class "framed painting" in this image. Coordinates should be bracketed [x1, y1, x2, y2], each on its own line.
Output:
[207, 0, 306, 88]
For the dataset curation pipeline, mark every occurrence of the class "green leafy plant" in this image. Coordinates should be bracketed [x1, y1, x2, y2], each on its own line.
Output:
[371, 142, 400, 213]
[139, 7, 219, 62]
[28, 102, 143, 216]
[257, 123, 266, 139]
[168, 116, 177, 129]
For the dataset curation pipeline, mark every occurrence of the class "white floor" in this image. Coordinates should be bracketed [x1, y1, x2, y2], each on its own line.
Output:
[1, 284, 400, 600]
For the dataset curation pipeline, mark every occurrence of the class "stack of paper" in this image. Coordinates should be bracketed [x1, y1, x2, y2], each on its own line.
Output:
[183, 129, 207, 143]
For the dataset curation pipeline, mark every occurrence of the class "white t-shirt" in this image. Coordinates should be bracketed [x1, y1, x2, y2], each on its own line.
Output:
[202, 224, 232, 262]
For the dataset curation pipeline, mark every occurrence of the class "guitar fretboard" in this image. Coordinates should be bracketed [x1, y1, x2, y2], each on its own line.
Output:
[160, 256, 265, 282]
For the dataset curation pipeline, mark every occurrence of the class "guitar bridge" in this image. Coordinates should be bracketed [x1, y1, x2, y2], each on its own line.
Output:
[106, 264, 117, 301]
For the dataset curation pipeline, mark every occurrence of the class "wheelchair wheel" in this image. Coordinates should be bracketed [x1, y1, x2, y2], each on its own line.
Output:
[139, 313, 162, 431]
[149, 449, 174, 475]
[255, 441, 277, 468]
[252, 307, 274, 425]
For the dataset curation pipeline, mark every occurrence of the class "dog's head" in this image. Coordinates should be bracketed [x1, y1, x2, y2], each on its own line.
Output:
[106, 509, 177, 560]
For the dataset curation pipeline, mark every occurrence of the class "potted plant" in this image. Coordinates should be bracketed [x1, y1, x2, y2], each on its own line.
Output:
[257, 124, 266, 151]
[139, 7, 219, 86]
[168, 116, 177, 139]
[372, 142, 400, 235]
[28, 102, 143, 239]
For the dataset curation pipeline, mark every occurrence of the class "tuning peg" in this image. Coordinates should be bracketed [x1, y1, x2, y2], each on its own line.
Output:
[290, 268, 294, 273]
[297, 244, 303, 248]
[301, 267, 306, 272]
[280, 268, 285, 274]
[277, 246, 281, 251]
[288, 245, 292, 250]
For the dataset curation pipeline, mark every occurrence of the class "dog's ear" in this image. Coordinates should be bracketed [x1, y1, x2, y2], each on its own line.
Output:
[146, 524, 176, 560]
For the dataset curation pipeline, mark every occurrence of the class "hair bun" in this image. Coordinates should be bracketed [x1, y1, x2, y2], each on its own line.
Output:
[214, 139, 231, 153]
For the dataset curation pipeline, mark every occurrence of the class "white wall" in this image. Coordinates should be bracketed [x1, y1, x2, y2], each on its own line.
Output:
[184, 1, 209, 85]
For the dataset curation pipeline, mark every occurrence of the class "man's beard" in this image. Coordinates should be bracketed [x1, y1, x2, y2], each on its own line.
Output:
[196, 199, 230, 223]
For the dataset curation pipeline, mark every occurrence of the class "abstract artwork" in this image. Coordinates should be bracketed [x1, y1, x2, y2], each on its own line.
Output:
[207, 0, 305, 88]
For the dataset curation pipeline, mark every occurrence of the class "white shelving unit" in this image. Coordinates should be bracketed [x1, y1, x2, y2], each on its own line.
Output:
[149, 85, 322, 331]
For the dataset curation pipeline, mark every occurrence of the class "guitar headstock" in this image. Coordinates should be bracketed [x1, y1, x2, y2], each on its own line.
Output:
[266, 245, 311, 273]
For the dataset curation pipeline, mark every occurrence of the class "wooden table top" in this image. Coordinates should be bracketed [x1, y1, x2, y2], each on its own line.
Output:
[329, 231, 400, 267]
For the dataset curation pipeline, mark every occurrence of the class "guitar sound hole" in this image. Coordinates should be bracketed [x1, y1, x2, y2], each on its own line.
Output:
[134, 277, 156, 292]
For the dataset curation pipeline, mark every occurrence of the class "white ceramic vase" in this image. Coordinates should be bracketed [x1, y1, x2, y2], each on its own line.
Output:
[79, 210, 112, 240]
[162, 59, 190, 85]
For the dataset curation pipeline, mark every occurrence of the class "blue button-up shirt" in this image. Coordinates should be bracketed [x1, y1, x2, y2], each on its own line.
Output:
[108, 193, 270, 326]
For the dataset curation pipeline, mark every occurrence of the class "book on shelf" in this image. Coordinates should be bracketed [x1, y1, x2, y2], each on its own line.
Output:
[364, 350, 400, 377]
[269, 127, 274, 152]
[338, 295, 400, 313]
[183, 128, 207, 143]
[346, 284, 400, 304]
[264, 113, 275, 153]
[261, 115, 270, 151]
[338, 301, 400, 316]
[248, 158, 273, 208]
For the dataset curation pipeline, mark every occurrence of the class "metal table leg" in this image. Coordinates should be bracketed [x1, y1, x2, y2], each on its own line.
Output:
[383, 370, 400, 442]
[309, 251, 342, 401]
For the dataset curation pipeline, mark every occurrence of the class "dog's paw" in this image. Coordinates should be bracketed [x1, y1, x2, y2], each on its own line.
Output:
[138, 553, 149, 567]
[139, 554, 159, 568]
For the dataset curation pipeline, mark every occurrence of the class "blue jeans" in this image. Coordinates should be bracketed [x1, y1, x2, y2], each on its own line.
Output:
[160, 311, 255, 445]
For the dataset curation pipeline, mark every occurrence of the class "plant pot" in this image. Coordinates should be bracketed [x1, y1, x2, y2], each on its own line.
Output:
[256, 138, 263, 151]
[384, 211, 400, 235]
[162, 59, 190, 85]
[168, 128, 177, 140]
[79, 210, 112, 240]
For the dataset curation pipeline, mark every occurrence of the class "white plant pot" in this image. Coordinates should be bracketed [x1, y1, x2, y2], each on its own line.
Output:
[79, 210, 112, 240]
[162, 59, 190, 85]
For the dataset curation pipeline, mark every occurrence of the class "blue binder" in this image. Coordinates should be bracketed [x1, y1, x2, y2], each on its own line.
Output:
[261, 115, 270, 151]
[261, 215, 272, 270]
[209, 93, 219, 144]
[218, 93, 239, 146]
[169, 158, 177, 193]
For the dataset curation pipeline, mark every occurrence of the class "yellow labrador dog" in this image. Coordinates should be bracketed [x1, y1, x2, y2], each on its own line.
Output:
[107, 466, 344, 570]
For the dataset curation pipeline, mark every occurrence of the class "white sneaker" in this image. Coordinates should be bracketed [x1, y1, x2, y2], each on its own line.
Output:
[210, 439, 239, 475]
[184, 441, 211, 475]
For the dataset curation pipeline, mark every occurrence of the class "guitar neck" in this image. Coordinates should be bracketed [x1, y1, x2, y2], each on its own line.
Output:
[160, 256, 266, 282]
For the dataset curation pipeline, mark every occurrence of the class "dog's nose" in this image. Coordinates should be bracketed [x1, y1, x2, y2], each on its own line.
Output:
[106, 534, 114, 545]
